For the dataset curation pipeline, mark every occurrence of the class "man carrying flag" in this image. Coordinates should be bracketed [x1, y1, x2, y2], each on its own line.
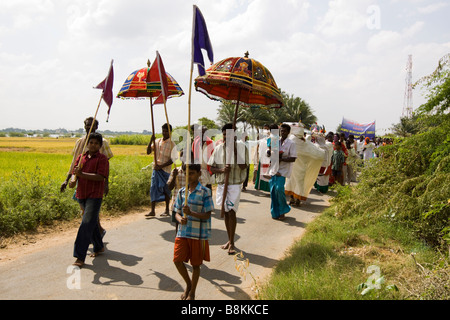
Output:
[61, 60, 115, 238]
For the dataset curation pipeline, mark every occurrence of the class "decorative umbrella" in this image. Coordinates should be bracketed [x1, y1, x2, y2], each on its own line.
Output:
[117, 61, 184, 99]
[195, 52, 283, 113]
[117, 57, 184, 163]
[194, 52, 284, 216]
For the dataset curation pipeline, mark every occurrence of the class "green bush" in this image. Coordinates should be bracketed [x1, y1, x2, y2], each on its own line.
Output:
[0, 166, 79, 236]
[333, 113, 450, 249]
[110, 134, 154, 145]
[102, 156, 152, 211]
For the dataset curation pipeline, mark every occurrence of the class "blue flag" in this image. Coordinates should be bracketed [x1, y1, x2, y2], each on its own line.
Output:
[192, 5, 213, 76]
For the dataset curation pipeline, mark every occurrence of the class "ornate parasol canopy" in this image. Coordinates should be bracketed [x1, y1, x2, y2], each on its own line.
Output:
[117, 60, 184, 100]
[194, 52, 283, 109]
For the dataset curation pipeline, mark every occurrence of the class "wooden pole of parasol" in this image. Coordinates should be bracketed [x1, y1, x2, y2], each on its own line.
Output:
[220, 88, 242, 218]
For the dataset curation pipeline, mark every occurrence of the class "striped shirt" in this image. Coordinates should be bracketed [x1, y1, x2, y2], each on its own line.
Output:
[153, 138, 176, 173]
[174, 182, 214, 240]
[170, 167, 213, 211]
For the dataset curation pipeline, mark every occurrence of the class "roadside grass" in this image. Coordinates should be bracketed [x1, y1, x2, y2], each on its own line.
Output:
[259, 186, 447, 300]
[0, 138, 154, 238]
[260, 116, 450, 300]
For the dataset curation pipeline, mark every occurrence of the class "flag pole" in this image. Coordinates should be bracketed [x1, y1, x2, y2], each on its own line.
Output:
[70, 59, 113, 186]
[69, 92, 103, 186]
[184, 5, 197, 208]
[184, 63, 193, 209]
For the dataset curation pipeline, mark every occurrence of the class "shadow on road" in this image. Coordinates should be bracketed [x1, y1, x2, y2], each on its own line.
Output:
[84, 245, 144, 287]
[200, 264, 252, 300]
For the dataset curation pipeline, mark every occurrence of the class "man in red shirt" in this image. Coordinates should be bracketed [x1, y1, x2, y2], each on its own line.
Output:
[72, 132, 109, 268]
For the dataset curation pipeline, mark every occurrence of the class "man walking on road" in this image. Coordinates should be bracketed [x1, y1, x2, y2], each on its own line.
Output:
[60, 117, 113, 236]
[146, 123, 175, 217]
[209, 123, 248, 255]
[268, 123, 296, 221]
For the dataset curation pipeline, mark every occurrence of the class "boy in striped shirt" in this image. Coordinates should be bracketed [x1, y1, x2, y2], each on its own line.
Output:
[173, 163, 214, 300]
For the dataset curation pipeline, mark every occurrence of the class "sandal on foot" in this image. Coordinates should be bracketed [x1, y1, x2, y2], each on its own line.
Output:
[73, 259, 84, 268]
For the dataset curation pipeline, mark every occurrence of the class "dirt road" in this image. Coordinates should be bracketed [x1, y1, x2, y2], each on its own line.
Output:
[0, 187, 330, 300]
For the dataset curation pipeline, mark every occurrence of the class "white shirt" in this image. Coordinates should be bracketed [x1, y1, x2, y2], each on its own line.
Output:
[270, 137, 297, 177]
[357, 140, 365, 154]
[363, 142, 375, 160]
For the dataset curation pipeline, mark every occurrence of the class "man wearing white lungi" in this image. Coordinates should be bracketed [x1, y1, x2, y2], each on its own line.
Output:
[209, 123, 248, 255]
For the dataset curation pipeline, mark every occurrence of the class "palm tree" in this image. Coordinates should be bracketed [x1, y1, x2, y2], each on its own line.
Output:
[216, 100, 245, 126]
[272, 92, 317, 126]
[216, 91, 318, 129]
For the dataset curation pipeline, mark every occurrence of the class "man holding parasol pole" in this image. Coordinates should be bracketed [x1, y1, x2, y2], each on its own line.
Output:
[116, 53, 184, 217]
[208, 123, 248, 255]
[146, 122, 175, 217]
[195, 51, 284, 254]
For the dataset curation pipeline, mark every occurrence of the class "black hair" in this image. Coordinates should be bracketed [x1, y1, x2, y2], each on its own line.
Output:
[221, 123, 233, 131]
[162, 123, 173, 131]
[182, 163, 201, 172]
[269, 123, 279, 130]
[84, 117, 99, 127]
[280, 123, 291, 133]
[88, 132, 103, 146]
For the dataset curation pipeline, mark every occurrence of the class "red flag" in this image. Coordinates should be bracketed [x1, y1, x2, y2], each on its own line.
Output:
[149, 52, 169, 105]
[94, 59, 114, 121]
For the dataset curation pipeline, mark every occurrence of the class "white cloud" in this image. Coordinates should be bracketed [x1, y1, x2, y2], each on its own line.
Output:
[315, 0, 371, 36]
[418, 1, 448, 14]
[0, 0, 449, 134]
[367, 30, 403, 53]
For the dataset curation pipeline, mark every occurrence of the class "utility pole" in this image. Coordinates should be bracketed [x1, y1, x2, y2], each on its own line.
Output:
[403, 54, 413, 118]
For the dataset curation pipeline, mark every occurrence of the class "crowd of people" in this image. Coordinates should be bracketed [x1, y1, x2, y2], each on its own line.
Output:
[62, 117, 392, 300]
[311, 131, 392, 191]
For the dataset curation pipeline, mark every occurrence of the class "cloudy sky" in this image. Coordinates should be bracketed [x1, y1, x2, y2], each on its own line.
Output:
[0, 0, 449, 135]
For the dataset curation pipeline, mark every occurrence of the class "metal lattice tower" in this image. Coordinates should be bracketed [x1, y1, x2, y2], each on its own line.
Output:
[403, 54, 413, 118]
